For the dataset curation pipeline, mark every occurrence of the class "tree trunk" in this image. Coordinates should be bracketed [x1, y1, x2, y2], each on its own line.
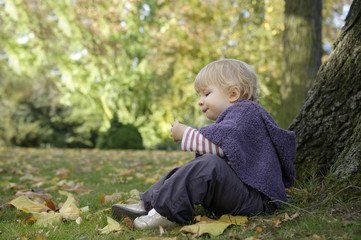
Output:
[280, 0, 322, 128]
[289, 0, 361, 183]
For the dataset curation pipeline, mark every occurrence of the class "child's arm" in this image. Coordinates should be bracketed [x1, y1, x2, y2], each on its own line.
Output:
[182, 127, 225, 157]
[171, 120, 224, 157]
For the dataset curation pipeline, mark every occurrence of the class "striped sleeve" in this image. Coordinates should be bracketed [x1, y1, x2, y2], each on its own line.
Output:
[181, 127, 225, 157]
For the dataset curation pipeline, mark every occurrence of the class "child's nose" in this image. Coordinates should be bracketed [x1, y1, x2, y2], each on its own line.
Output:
[198, 98, 204, 106]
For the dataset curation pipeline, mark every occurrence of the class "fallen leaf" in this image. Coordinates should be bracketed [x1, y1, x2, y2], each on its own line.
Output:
[64, 183, 92, 194]
[56, 168, 71, 179]
[76, 216, 82, 224]
[80, 206, 89, 213]
[59, 194, 81, 220]
[116, 169, 133, 177]
[218, 214, 248, 225]
[26, 215, 37, 224]
[100, 193, 123, 204]
[228, 232, 240, 240]
[159, 225, 165, 236]
[2, 182, 26, 191]
[7, 167, 24, 175]
[14, 191, 52, 204]
[180, 214, 247, 237]
[180, 216, 227, 237]
[122, 215, 134, 230]
[9, 196, 50, 213]
[44, 200, 57, 211]
[35, 234, 46, 240]
[98, 217, 123, 234]
[31, 211, 63, 227]
[272, 218, 282, 227]
[313, 233, 326, 240]
[282, 212, 300, 222]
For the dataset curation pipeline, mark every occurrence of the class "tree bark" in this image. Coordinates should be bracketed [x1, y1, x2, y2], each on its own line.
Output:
[280, 0, 322, 128]
[289, 0, 361, 183]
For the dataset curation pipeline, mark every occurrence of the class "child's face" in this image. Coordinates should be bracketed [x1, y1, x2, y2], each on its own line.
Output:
[197, 85, 233, 121]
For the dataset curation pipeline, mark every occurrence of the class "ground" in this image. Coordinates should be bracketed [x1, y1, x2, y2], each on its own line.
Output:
[0, 148, 360, 239]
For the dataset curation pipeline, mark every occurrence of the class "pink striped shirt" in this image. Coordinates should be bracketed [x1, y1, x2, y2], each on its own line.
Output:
[181, 127, 225, 157]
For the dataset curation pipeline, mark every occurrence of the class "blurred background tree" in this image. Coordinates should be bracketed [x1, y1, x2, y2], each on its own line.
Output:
[0, 0, 350, 149]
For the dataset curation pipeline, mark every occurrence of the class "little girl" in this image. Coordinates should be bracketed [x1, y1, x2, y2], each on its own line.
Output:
[112, 59, 296, 229]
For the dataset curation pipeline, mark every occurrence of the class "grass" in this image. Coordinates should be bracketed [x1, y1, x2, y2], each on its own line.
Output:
[0, 147, 360, 239]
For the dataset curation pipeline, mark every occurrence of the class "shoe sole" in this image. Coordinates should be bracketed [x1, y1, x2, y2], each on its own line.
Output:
[112, 205, 147, 220]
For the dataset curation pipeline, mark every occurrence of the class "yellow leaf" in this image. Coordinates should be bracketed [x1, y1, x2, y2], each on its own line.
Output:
[180, 220, 231, 237]
[80, 206, 89, 213]
[180, 214, 247, 237]
[58, 190, 70, 197]
[31, 211, 63, 227]
[59, 194, 81, 220]
[218, 214, 248, 225]
[76, 216, 82, 224]
[98, 217, 123, 234]
[9, 196, 50, 213]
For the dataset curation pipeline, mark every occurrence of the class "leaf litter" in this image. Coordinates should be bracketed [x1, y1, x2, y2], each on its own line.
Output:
[1, 148, 347, 239]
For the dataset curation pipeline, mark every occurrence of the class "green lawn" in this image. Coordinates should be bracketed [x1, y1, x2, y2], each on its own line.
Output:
[0, 147, 360, 239]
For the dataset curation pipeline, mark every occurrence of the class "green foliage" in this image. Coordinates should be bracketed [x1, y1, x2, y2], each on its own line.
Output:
[96, 115, 144, 150]
[0, 0, 349, 147]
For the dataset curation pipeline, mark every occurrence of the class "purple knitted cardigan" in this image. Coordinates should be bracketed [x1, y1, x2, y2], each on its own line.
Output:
[199, 100, 296, 207]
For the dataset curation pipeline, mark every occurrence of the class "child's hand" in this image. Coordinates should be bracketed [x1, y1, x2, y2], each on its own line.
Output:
[170, 119, 188, 142]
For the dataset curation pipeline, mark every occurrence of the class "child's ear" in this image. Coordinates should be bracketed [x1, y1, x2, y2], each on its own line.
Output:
[228, 86, 241, 103]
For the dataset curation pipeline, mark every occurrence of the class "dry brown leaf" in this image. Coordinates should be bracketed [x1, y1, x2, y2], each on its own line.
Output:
[44, 200, 57, 211]
[26, 215, 37, 224]
[282, 212, 300, 222]
[3, 182, 26, 191]
[7, 167, 24, 175]
[14, 191, 52, 203]
[116, 169, 133, 177]
[122, 215, 134, 230]
[56, 168, 70, 179]
[272, 218, 282, 227]
[99, 193, 122, 203]
[313, 233, 326, 240]
[35, 235, 46, 240]
[64, 183, 92, 194]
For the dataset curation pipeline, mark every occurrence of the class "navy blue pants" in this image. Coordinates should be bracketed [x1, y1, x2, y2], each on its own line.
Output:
[140, 154, 276, 224]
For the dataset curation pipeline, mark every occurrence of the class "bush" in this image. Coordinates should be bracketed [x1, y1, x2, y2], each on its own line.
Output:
[154, 139, 181, 151]
[96, 115, 144, 150]
[0, 78, 98, 148]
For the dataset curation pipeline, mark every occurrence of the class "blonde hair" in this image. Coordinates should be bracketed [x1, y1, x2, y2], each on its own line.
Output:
[194, 59, 259, 102]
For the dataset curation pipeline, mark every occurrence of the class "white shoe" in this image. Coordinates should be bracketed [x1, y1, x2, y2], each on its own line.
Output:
[112, 201, 147, 220]
[134, 212, 176, 229]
